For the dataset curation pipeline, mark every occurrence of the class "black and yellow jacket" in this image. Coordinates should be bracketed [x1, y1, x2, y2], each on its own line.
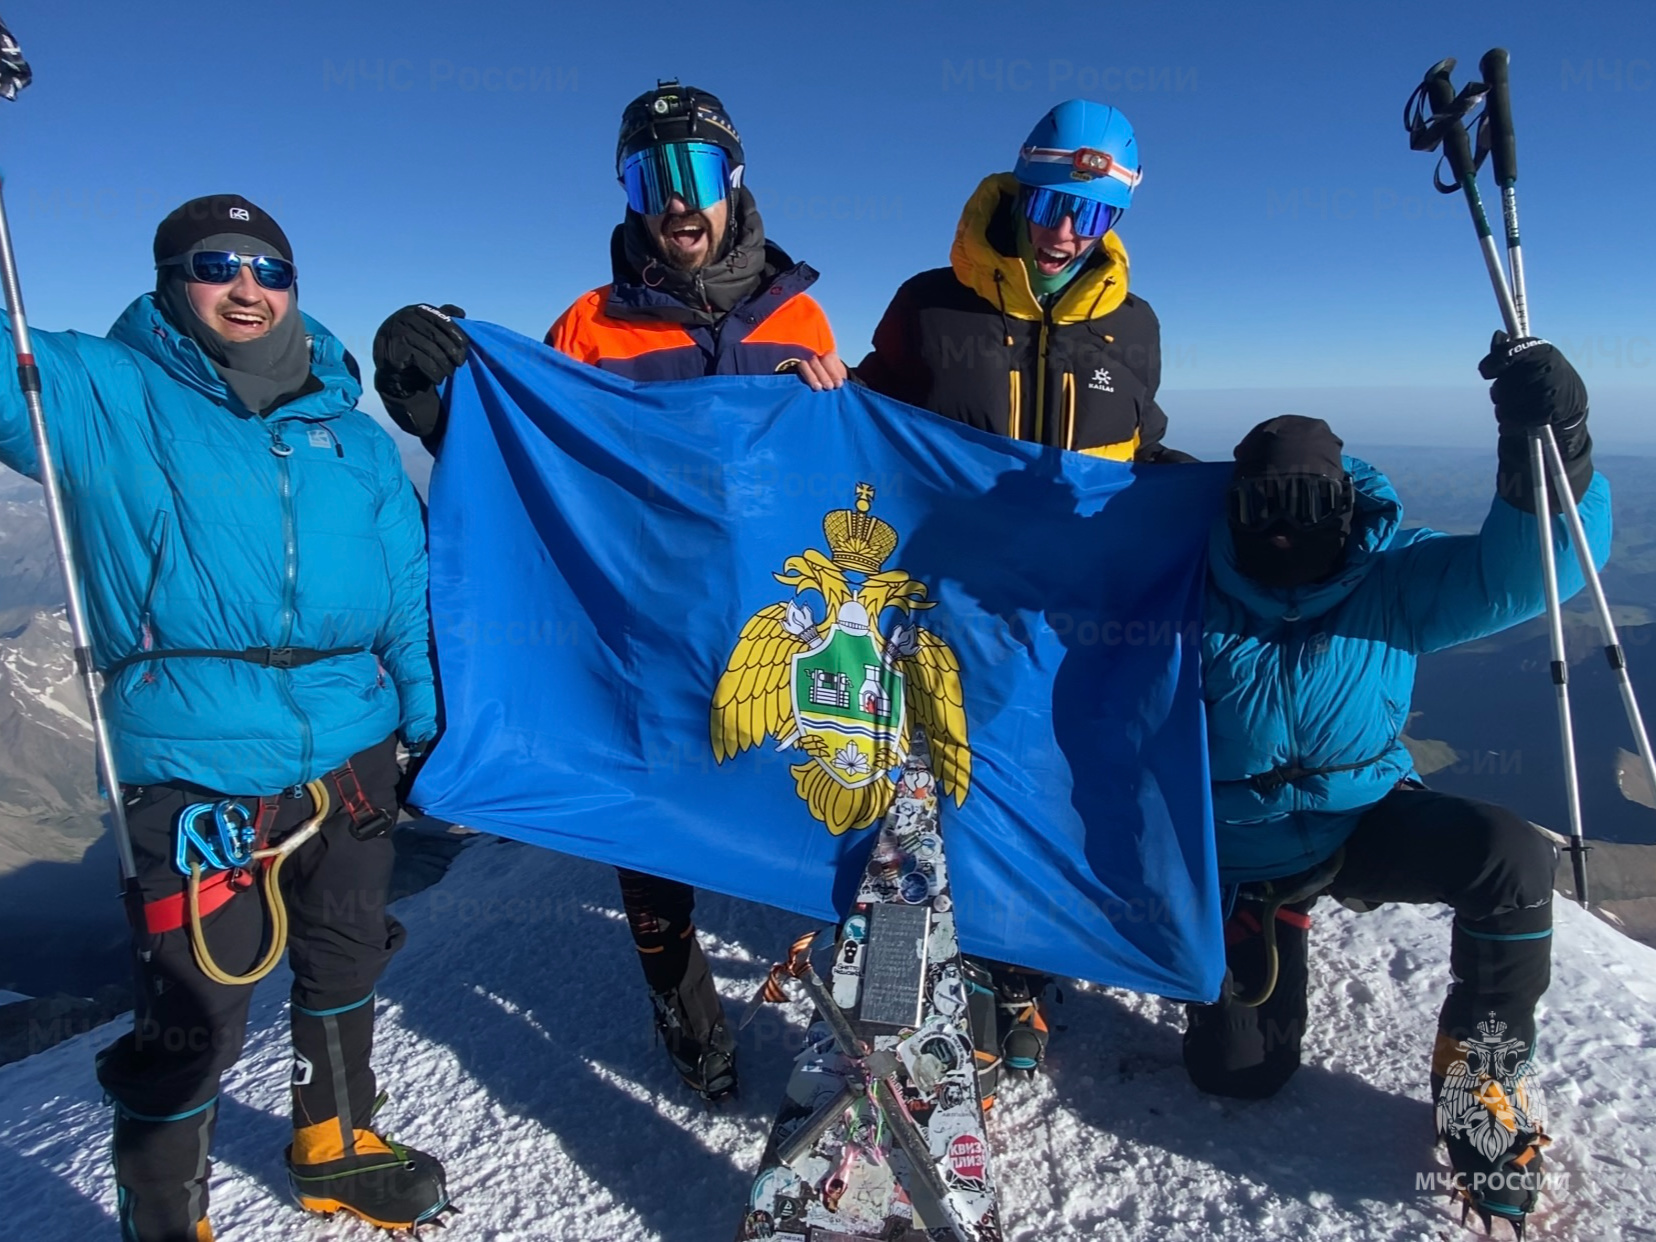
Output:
[857, 173, 1168, 461]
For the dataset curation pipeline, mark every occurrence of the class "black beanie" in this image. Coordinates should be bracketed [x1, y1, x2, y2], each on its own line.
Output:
[153, 194, 292, 264]
[1233, 415, 1345, 479]
[616, 80, 744, 172]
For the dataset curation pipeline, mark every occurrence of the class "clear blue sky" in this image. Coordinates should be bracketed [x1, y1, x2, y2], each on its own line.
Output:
[1, 0, 1651, 445]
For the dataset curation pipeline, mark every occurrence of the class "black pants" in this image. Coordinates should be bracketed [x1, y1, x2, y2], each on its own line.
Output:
[617, 867, 702, 995]
[96, 738, 406, 1239]
[1184, 785, 1557, 1100]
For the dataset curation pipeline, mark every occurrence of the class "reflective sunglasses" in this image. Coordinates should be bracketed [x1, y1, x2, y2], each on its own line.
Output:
[1228, 473, 1354, 532]
[156, 250, 297, 291]
[1019, 185, 1118, 238]
[620, 141, 733, 216]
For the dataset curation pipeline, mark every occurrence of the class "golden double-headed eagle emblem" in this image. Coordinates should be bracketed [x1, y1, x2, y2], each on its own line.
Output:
[711, 484, 971, 834]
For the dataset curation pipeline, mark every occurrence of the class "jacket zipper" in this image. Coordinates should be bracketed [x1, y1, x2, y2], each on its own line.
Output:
[140, 510, 171, 630]
[1033, 308, 1052, 445]
[1061, 372, 1077, 450]
[270, 423, 314, 779]
[1279, 610, 1303, 816]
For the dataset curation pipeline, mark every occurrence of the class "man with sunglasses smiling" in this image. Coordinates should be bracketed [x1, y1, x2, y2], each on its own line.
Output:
[0, 194, 450, 1240]
[856, 99, 1175, 461]
[1189, 338, 1609, 1234]
[372, 81, 840, 1103]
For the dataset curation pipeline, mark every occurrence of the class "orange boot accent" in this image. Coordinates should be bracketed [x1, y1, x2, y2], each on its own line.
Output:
[195, 1219, 215, 1242]
[974, 1048, 1001, 1113]
[290, 1117, 395, 1166]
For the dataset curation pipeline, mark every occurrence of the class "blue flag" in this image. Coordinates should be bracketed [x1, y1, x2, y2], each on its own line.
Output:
[413, 321, 1229, 1001]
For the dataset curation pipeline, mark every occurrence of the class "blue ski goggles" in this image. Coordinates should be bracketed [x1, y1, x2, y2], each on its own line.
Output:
[1228, 473, 1354, 532]
[157, 250, 297, 291]
[620, 141, 734, 216]
[1019, 185, 1118, 238]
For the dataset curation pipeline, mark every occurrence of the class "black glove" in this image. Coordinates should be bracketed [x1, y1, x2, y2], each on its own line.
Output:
[1478, 332, 1592, 512]
[395, 742, 431, 813]
[373, 304, 469, 441]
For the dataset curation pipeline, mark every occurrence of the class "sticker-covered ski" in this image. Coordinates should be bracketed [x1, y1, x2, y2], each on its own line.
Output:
[737, 740, 1002, 1241]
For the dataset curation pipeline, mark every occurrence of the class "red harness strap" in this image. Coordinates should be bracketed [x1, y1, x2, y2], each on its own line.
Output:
[331, 761, 393, 839]
[140, 796, 280, 935]
[1223, 905, 1315, 947]
[331, 762, 377, 826]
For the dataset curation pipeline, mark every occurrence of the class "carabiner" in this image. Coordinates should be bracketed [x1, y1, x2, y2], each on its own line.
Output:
[172, 800, 257, 876]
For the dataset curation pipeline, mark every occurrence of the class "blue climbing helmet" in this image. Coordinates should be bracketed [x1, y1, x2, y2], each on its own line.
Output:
[1013, 100, 1142, 237]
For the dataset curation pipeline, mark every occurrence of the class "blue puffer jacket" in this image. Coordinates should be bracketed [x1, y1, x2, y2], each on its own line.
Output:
[1203, 456, 1612, 884]
[0, 295, 436, 794]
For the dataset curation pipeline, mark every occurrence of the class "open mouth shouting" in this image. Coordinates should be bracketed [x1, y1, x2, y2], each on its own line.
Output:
[1032, 243, 1081, 276]
[655, 210, 714, 268]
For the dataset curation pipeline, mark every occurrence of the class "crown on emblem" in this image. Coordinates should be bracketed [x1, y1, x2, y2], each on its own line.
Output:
[823, 482, 898, 573]
[1476, 1012, 1508, 1041]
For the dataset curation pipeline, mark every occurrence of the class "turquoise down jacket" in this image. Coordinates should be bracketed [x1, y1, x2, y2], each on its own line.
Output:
[1203, 456, 1612, 884]
[0, 295, 436, 794]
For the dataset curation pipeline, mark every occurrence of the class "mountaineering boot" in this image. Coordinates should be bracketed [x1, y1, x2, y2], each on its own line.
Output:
[288, 993, 453, 1229]
[960, 959, 1001, 1109]
[1433, 1011, 1550, 1239]
[109, 1097, 220, 1242]
[990, 966, 1052, 1075]
[1431, 897, 1554, 1238]
[1446, 1129, 1547, 1240]
[286, 1108, 452, 1231]
[651, 938, 738, 1100]
[615, 868, 736, 1099]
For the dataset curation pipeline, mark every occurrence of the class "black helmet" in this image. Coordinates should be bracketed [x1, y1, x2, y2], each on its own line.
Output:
[615, 79, 744, 175]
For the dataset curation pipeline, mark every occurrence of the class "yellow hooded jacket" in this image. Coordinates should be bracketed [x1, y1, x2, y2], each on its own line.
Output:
[858, 173, 1167, 459]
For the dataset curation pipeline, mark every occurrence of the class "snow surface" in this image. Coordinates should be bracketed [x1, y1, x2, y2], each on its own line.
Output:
[3, 836, 1654, 1241]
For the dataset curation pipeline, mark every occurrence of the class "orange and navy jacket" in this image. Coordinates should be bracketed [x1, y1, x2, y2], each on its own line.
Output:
[546, 238, 835, 381]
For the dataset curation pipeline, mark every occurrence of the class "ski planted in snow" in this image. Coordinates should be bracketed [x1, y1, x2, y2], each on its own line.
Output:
[737, 740, 1002, 1241]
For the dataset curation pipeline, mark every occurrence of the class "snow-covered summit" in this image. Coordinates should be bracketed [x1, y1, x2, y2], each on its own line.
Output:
[2, 835, 1653, 1240]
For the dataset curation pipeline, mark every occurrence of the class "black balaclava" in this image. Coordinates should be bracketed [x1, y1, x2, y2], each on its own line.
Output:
[619, 185, 769, 321]
[152, 195, 313, 416]
[1229, 415, 1355, 591]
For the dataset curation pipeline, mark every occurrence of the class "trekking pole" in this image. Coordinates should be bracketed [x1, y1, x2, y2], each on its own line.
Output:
[1527, 431, 1590, 905]
[1405, 56, 1590, 905]
[1479, 49, 1530, 336]
[1480, 48, 1656, 907]
[0, 19, 138, 888]
[1406, 60, 1520, 334]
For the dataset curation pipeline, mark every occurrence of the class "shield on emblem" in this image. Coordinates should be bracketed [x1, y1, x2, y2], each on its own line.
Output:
[791, 621, 906, 789]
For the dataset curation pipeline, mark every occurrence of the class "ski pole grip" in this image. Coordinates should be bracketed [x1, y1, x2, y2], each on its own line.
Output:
[1479, 48, 1518, 184]
[1426, 66, 1477, 183]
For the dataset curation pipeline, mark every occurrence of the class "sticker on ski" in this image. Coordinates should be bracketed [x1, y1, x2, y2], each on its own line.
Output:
[736, 738, 1002, 1241]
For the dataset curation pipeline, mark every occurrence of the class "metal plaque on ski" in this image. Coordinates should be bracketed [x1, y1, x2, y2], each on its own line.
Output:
[736, 739, 1003, 1242]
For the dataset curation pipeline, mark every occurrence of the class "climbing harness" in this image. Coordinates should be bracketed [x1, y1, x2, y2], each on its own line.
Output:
[177, 780, 332, 987]
[1231, 847, 1345, 1009]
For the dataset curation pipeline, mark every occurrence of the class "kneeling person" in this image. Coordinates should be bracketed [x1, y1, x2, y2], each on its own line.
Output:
[1189, 337, 1607, 1235]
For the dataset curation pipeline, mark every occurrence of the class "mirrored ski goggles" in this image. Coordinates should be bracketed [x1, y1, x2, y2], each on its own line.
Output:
[1228, 473, 1354, 532]
[620, 141, 734, 216]
[156, 250, 297, 291]
[1019, 185, 1118, 238]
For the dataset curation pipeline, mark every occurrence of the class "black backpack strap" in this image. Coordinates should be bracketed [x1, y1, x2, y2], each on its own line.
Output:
[103, 645, 364, 677]
[1233, 739, 1401, 796]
